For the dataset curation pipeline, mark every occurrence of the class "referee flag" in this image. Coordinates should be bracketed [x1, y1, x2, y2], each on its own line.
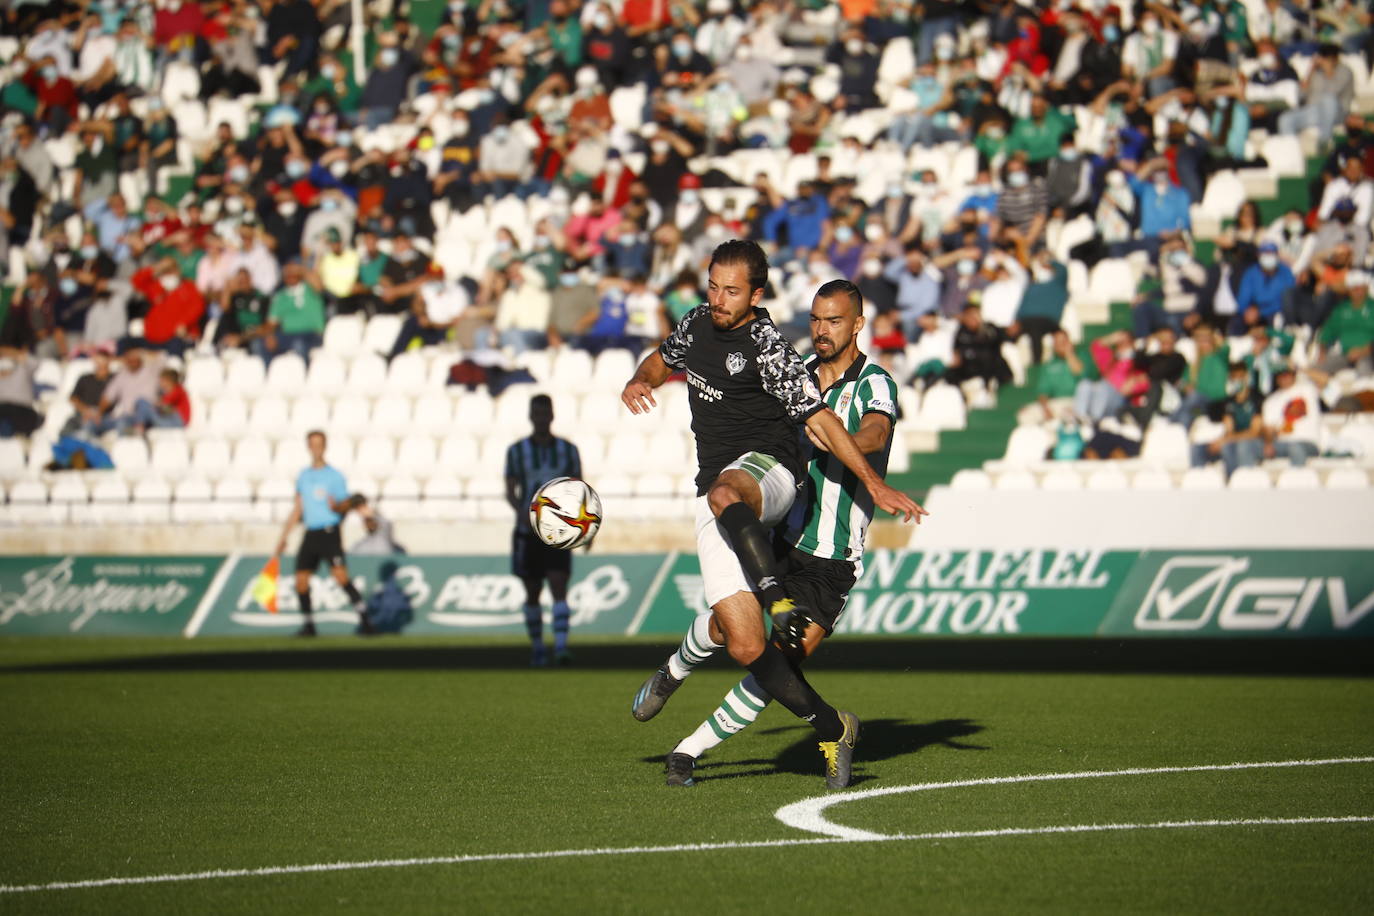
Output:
[252, 557, 280, 613]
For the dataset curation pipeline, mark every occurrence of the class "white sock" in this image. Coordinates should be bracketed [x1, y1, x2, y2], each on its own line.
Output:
[666, 613, 722, 681]
[673, 675, 772, 758]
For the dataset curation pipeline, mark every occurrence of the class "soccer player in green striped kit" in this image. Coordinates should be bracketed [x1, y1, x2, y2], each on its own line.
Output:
[652, 278, 927, 786]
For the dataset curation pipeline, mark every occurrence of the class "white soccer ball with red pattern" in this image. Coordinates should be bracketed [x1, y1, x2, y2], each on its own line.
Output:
[528, 477, 603, 549]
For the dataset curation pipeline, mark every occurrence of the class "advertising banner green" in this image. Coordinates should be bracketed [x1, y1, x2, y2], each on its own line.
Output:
[3, 550, 1369, 638]
[1100, 550, 1374, 636]
[194, 554, 670, 636]
[630, 549, 1374, 638]
[0, 556, 220, 635]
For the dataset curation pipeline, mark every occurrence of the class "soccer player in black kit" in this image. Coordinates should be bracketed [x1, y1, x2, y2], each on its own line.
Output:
[621, 240, 923, 788]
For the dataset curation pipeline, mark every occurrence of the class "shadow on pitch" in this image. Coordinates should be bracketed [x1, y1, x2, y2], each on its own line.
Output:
[6, 639, 1372, 675]
[640, 717, 988, 786]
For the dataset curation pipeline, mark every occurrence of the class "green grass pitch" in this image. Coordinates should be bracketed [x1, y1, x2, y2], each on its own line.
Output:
[1, 636, 1371, 914]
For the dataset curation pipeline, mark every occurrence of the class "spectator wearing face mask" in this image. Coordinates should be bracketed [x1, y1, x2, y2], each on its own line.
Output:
[360, 37, 416, 130]
[932, 244, 991, 320]
[1244, 39, 1299, 131]
[1121, 160, 1191, 257]
[763, 180, 830, 260]
[474, 113, 537, 201]
[1121, 9, 1179, 98]
[1016, 251, 1070, 364]
[828, 28, 880, 110]
[262, 259, 326, 363]
[696, 0, 746, 67]
[1131, 240, 1207, 338]
[389, 265, 471, 359]
[1236, 241, 1296, 325]
[885, 241, 941, 339]
[724, 38, 780, 111]
[1278, 45, 1353, 140]
[639, 126, 693, 210]
[377, 234, 431, 315]
[1008, 97, 1077, 169]
[1298, 199, 1368, 286]
[1045, 136, 1092, 218]
[995, 159, 1048, 258]
[886, 61, 956, 151]
[262, 190, 308, 264]
[131, 257, 205, 355]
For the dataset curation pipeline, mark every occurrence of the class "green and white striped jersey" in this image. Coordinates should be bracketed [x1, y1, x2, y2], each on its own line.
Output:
[783, 353, 898, 562]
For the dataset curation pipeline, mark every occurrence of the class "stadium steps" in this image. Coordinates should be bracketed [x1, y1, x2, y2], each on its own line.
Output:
[889, 147, 1332, 498]
[888, 302, 1135, 498]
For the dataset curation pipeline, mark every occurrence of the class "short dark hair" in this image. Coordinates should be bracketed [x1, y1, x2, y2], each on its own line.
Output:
[530, 394, 553, 410]
[708, 239, 769, 295]
[815, 278, 863, 316]
[306, 429, 326, 442]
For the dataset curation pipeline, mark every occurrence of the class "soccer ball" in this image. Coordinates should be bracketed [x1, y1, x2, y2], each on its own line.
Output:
[528, 477, 603, 549]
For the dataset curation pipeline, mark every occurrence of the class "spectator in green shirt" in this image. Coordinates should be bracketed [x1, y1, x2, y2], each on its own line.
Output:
[1173, 325, 1230, 424]
[302, 54, 362, 115]
[262, 260, 326, 364]
[1006, 97, 1075, 166]
[1318, 272, 1374, 374]
[545, 0, 584, 70]
[1192, 362, 1263, 477]
[1016, 253, 1069, 364]
[1030, 330, 1084, 423]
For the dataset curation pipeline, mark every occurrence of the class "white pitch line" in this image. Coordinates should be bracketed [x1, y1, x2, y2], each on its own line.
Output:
[1, 816, 1370, 896]
[775, 755, 1374, 840]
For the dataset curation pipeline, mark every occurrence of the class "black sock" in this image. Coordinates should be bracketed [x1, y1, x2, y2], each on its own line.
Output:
[298, 589, 313, 618]
[342, 581, 363, 607]
[718, 502, 787, 609]
[747, 642, 842, 740]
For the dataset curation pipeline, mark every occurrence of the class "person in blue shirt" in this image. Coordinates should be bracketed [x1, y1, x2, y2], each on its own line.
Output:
[505, 394, 583, 666]
[1111, 159, 1192, 259]
[762, 181, 830, 260]
[883, 242, 941, 340]
[274, 430, 372, 636]
[1236, 241, 1297, 323]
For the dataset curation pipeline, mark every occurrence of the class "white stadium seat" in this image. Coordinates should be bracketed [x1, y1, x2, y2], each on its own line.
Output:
[370, 393, 414, 435]
[109, 438, 150, 477]
[950, 469, 993, 490]
[248, 395, 292, 438]
[306, 353, 348, 394]
[1228, 467, 1272, 490]
[192, 439, 232, 477]
[1275, 467, 1320, 490]
[265, 352, 308, 394]
[224, 357, 267, 397]
[412, 394, 454, 432]
[438, 433, 480, 468]
[387, 352, 430, 395]
[289, 394, 331, 431]
[150, 438, 190, 475]
[1325, 467, 1369, 489]
[323, 315, 365, 356]
[362, 315, 403, 356]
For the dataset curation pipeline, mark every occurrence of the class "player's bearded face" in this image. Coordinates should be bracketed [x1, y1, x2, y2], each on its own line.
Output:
[706, 262, 760, 330]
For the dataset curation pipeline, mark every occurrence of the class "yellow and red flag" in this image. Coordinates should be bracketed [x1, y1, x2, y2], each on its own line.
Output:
[252, 556, 280, 614]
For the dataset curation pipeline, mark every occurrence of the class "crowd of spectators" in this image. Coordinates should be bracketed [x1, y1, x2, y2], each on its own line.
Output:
[0, 0, 1372, 483]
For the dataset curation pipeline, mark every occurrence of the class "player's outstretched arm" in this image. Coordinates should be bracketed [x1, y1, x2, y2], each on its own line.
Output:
[804, 409, 929, 523]
[622, 349, 671, 414]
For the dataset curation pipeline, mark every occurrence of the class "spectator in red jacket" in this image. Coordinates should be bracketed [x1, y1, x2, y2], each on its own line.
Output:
[131, 259, 205, 355]
[26, 57, 79, 133]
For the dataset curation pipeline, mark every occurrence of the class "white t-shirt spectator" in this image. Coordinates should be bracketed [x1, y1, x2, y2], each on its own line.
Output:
[624, 290, 662, 339]
[479, 128, 532, 182]
[422, 282, 471, 325]
[1262, 380, 1322, 444]
[1317, 177, 1374, 226]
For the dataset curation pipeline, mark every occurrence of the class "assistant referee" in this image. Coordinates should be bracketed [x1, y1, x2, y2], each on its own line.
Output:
[274, 430, 372, 636]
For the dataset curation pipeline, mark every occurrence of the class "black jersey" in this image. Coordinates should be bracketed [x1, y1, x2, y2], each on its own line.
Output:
[659, 304, 825, 494]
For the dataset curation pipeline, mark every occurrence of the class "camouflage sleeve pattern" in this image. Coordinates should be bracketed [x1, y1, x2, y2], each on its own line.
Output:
[658, 304, 707, 370]
[751, 318, 825, 422]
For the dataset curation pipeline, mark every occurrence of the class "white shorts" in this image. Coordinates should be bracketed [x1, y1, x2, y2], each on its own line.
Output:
[696, 453, 798, 609]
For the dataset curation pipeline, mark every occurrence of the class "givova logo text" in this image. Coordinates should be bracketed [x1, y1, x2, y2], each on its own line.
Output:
[1135, 556, 1374, 631]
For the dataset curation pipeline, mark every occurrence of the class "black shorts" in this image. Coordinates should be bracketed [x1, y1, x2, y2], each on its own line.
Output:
[296, 526, 345, 573]
[512, 529, 571, 580]
[779, 547, 858, 635]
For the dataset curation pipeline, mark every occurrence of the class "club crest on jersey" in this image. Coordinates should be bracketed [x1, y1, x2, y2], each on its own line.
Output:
[726, 351, 747, 375]
[836, 392, 853, 414]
